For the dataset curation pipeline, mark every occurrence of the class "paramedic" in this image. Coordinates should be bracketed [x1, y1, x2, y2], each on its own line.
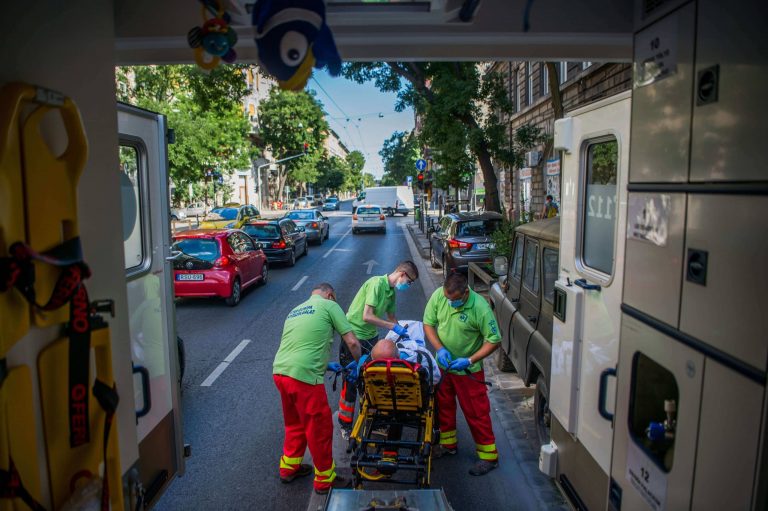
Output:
[337, 261, 419, 438]
[273, 283, 362, 494]
[424, 272, 501, 476]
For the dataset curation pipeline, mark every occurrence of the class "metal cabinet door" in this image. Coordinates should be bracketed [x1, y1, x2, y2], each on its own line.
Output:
[118, 104, 184, 506]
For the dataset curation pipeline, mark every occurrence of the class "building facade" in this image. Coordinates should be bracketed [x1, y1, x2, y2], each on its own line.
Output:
[486, 61, 632, 221]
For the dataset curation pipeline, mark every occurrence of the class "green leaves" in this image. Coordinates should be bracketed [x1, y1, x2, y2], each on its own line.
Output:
[379, 131, 420, 186]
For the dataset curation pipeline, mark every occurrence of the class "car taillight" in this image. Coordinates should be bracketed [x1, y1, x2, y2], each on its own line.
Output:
[352, 214, 358, 220]
[272, 240, 287, 249]
[214, 256, 230, 268]
[448, 239, 472, 249]
[311, 222, 319, 229]
[379, 215, 385, 220]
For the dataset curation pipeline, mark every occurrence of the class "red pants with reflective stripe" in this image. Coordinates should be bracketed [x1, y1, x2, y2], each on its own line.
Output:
[273, 375, 335, 491]
[436, 370, 498, 461]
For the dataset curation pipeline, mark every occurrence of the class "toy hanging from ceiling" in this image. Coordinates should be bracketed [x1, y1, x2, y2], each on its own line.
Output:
[251, 0, 342, 90]
[188, 0, 239, 70]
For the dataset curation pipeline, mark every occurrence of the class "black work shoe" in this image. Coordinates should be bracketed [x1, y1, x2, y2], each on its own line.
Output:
[431, 445, 457, 458]
[469, 460, 498, 476]
[280, 464, 312, 483]
[314, 475, 352, 495]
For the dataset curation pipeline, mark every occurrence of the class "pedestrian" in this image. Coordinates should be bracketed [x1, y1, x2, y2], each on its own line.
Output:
[272, 283, 363, 494]
[541, 194, 559, 218]
[424, 272, 502, 476]
[337, 261, 419, 439]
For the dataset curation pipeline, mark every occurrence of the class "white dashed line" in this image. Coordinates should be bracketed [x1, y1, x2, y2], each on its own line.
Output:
[323, 226, 352, 258]
[291, 275, 308, 291]
[200, 339, 251, 387]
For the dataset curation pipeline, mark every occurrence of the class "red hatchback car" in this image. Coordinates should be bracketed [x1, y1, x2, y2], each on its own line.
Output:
[172, 229, 268, 306]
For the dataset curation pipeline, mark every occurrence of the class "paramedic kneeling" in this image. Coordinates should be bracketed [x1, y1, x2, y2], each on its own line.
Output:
[273, 283, 362, 494]
[424, 272, 501, 476]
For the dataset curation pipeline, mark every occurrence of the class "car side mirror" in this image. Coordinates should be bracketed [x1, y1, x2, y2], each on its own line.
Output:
[493, 256, 509, 277]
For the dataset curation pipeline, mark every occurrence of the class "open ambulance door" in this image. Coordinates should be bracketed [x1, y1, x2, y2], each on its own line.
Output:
[117, 103, 185, 507]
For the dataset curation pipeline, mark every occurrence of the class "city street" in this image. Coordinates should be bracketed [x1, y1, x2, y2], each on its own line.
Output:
[155, 201, 563, 511]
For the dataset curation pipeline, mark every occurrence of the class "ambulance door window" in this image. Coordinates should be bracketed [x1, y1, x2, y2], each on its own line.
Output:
[580, 138, 618, 276]
[120, 145, 147, 273]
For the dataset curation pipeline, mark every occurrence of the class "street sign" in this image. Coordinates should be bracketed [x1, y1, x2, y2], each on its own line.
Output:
[415, 159, 427, 171]
[406, 175, 413, 185]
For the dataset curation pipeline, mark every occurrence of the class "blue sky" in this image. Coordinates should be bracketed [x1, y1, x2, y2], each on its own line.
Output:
[307, 69, 415, 179]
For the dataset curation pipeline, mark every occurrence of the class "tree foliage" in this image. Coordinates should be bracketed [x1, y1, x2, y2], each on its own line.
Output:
[342, 150, 366, 192]
[116, 65, 254, 204]
[343, 62, 542, 212]
[258, 89, 328, 199]
[316, 156, 349, 191]
[379, 131, 420, 186]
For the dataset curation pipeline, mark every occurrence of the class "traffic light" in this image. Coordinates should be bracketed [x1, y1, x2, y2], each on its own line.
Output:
[417, 172, 424, 189]
[303, 142, 309, 153]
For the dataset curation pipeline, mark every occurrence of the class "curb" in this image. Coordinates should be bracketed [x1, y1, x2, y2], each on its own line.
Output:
[405, 223, 430, 260]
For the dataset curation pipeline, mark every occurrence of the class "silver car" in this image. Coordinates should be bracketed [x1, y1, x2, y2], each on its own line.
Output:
[285, 209, 330, 244]
[352, 205, 386, 234]
[429, 211, 503, 280]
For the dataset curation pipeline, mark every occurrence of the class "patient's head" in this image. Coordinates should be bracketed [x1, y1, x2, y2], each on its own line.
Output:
[371, 339, 400, 360]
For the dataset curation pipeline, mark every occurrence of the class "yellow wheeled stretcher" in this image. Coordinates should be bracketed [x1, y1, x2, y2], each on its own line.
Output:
[349, 358, 436, 489]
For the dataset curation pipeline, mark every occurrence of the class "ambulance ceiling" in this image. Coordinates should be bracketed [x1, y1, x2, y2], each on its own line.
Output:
[114, 0, 634, 64]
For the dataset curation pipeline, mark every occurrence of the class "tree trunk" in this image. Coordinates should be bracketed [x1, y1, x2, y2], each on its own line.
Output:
[474, 141, 501, 213]
[545, 62, 564, 120]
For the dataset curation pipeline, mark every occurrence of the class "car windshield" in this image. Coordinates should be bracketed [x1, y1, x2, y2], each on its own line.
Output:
[173, 238, 220, 261]
[213, 208, 238, 220]
[242, 224, 280, 239]
[326, 198, 338, 203]
[357, 207, 381, 215]
[456, 219, 502, 237]
[288, 211, 314, 220]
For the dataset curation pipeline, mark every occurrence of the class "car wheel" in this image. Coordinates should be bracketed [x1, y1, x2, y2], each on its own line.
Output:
[352, 228, 358, 235]
[288, 249, 296, 267]
[303, 240, 309, 256]
[430, 248, 440, 269]
[534, 374, 551, 447]
[225, 278, 241, 307]
[496, 347, 516, 373]
[381, 227, 387, 234]
[259, 264, 268, 286]
[325, 227, 330, 240]
[403, 211, 409, 217]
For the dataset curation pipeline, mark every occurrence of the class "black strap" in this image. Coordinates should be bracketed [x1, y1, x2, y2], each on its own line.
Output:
[68, 283, 91, 448]
[464, 369, 492, 387]
[93, 380, 118, 511]
[0, 458, 47, 511]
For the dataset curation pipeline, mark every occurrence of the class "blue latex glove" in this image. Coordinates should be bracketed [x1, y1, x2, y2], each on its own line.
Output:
[327, 362, 343, 373]
[392, 323, 409, 338]
[344, 360, 358, 383]
[436, 348, 453, 368]
[448, 357, 471, 372]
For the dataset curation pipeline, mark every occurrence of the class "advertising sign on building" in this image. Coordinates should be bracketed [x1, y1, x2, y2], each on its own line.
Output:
[546, 158, 561, 204]
[519, 167, 532, 180]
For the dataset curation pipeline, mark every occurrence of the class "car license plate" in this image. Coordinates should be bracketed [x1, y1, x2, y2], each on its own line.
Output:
[476, 243, 494, 250]
[363, 217, 375, 222]
[176, 273, 203, 281]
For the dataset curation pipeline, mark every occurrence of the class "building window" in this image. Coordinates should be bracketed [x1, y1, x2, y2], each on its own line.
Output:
[581, 137, 619, 275]
[523, 238, 540, 295]
[542, 64, 549, 96]
[560, 62, 568, 84]
[517, 67, 525, 110]
[543, 248, 558, 303]
[119, 145, 146, 272]
[527, 62, 533, 106]
[248, 104, 255, 115]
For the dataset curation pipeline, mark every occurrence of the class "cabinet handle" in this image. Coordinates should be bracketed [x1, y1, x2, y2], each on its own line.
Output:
[574, 278, 601, 291]
[133, 364, 152, 420]
[598, 367, 617, 421]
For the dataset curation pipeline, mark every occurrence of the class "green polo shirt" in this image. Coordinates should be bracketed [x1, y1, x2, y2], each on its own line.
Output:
[346, 275, 395, 340]
[273, 294, 353, 385]
[423, 287, 501, 374]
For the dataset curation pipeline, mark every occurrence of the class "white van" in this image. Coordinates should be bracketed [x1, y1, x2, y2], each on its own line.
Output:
[355, 186, 414, 216]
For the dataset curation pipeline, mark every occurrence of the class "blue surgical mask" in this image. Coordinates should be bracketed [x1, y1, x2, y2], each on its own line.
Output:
[449, 298, 465, 308]
[395, 281, 411, 292]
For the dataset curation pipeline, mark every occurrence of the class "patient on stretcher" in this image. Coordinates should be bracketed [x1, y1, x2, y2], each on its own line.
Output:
[371, 319, 441, 385]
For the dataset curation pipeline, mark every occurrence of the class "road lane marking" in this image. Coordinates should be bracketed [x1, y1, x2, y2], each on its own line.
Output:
[200, 339, 251, 387]
[291, 275, 308, 291]
[363, 259, 378, 274]
[323, 226, 352, 258]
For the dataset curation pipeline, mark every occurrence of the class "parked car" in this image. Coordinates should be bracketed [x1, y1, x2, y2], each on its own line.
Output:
[199, 204, 260, 229]
[313, 193, 324, 206]
[429, 211, 503, 280]
[292, 197, 310, 209]
[286, 209, 330, 244]
[322, 197, 340, 211]
[489, 216, 559, 446]
[352, 205, 386, 234]
[241, 217, 308, 266]
[170, 207, 186, 221]
[184, 201, 207, 217]
[171, 229, 268, 306]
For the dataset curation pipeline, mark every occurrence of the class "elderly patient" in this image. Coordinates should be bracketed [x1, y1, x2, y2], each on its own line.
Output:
[370, 338, 441, 385]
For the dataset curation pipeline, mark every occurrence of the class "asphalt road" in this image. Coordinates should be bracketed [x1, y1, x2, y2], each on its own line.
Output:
[155, 201, 545, 511]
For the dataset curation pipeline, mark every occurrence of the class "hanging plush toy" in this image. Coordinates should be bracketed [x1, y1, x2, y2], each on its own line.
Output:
[188, 0, 238, 70]
[251, 0, 342, 90]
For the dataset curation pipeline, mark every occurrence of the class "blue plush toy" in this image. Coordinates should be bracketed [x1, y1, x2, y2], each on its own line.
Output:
[251, 0, 342, 90]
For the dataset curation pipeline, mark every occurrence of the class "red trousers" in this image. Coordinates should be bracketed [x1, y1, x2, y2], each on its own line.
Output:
[436, 370, 498, 462]
[273, 375, 337, 491]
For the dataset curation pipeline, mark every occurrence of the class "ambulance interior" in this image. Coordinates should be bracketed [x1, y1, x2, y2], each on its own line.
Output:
[2, 0, 766, 510]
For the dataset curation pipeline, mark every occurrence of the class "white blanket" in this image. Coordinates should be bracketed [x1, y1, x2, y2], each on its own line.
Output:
[385, 320, 441, 384]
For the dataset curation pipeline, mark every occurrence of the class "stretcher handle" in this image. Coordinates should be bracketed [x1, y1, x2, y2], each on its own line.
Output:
[133, 364, 152, 419]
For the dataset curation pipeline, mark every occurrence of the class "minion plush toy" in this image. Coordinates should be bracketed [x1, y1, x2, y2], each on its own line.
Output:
[251, 0, 342, 90]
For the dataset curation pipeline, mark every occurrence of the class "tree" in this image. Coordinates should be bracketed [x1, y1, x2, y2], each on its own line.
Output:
[258, 89, 328, 200]
[379, 131, 420, 186]
[362, 172, 377, 188]
[116, 65, 255, 205]
[343, 62, 542, 213]
[316, 156, 348, 192]
[342, 150, 366, 192]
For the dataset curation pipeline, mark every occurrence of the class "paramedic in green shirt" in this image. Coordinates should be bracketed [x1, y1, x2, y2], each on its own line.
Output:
[337, 260, 419, 437]
[273, 283, 362, 494]
[425, 272, 501, 476]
